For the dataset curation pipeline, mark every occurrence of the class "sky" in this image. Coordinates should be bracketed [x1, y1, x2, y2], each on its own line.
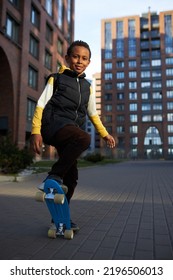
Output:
[74, 0, 173, 79]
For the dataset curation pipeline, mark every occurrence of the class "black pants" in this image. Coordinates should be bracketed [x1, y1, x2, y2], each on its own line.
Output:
[48, 125, 91, 203]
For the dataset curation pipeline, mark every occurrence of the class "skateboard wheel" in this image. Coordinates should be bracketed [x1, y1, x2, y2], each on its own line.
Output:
[64, 229, 74, 240]
[54, 193, 65, 204]
[35, 191, 45, 202]
[48, 229, 57, 239]
[61, 184, 68, 194]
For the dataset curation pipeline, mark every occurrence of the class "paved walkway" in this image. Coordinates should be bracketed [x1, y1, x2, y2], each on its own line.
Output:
[0, 160, 173, 260]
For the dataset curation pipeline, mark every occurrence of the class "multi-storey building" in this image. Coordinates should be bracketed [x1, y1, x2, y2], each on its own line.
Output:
[0, 0, 74, 157]
[101, 9, 173, 159]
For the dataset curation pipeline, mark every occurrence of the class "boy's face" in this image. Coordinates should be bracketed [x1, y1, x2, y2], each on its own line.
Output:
[65, 46, 90, 75]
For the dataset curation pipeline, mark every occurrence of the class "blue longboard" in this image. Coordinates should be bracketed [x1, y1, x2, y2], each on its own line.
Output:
[43, 179, 73, 239]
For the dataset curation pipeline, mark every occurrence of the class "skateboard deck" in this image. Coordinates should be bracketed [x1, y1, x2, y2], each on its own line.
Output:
[36, 179, 74, 239]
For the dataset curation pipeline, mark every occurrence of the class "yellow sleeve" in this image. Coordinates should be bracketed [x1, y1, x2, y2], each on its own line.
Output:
[87, 86, 108, 138]
[31, 76, 54, 135]
[89, 115, 108, 138]
[31, 107, 43, 134]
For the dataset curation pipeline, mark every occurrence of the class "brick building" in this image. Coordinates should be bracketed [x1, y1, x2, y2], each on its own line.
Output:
[0, 0, 74, 156]
[101, 9, 173, 159]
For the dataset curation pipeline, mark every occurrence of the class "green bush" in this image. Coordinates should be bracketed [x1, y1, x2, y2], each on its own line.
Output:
[0, 137, 33, 174]
[84, 153, 104, 163]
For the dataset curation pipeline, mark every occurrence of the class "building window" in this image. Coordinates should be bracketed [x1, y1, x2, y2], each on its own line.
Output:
[167, 102, 173, 110]
[27, 99, 36, 121]
[151, 50, 160, 57]
[129, 103, 137, 111]
[151, 39, 160, 48]
[142, 115, 151, 122]
[28, 66, 38, 89]
[116, 39, 124, 58]
[151, 59, 161, 67]
[31, 5, 40, 29]
[153, 103, 162, 110]
[117, 126, 125, 133]
[105, 22, 112, 59]
[104, 62, 112, 70]
[129, 71, 137, 78]
[57, 38, 63, 56]
[152, 70, 161, 77]
[6, 14, 19, 43]
[46, 23, 53, 44]
[117, 93, 124, 100]
[116, 61, 124, 68]
[57, 0, 63, 29]
[130, 137, 138, 145]
[129, 81, 137, 89]
[67, 0, 72, 42]
[45, 0, 53, 16]
[117, 104, 124, 111]
[130, 114, 138, 122]
[104, 93, 112, 101]
[128, 19, 136, 57]
[167, 113, 173, 121]
[117, 115, 125, 122]
[29, 34, 39, 59]
[144, 127, 161, 145]
[130, 125, 138, 133]
[117, 82, 124, 90]
[116, 21, 124, 58]
[129, 92, 137, 100]
[167, 90, 173, 98]
[104, 73, 112, 80]
[152, 81, 162, 88]
[104, 104, 112, 112]
[45, 49, 52, 70]
[168, 125, 173, 133]
[153, 92, 162, 99]
[166, 68, 173, 76]
[129, 60, 136, 68]
[164, 14, 173, 54]
[168, 136, 173, 144]
[142, 104, 151, 111]
[141, 50, 150, 58]
[104, 115, 112, 123]
[105, 83, 112, 90]
[153, 114, 162, 121]
[141, 71, 150, 78]
[166, 57, 173, 65]
[141, 92, 149, 100]
[116, 72, 124, 79]
[141, 81, 150, 88]
[141, 60, 150, 68]
[166, 80, 173, 87]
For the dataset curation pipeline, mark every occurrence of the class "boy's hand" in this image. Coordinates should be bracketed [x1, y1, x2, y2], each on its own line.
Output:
[104, 134, 118, 149]
[30, 134, 43, 155]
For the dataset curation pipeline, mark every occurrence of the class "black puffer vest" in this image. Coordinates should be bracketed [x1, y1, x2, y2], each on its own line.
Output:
[41, 69, 90, 145]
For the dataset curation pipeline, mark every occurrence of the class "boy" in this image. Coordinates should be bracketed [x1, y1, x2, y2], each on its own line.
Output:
[30, 40, 118, 230]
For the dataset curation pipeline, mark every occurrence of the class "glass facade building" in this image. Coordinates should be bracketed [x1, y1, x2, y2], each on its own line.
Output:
[101, 10, 173, 159]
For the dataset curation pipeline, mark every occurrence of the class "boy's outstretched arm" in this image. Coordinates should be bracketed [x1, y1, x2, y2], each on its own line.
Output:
[103, 134, 118, 149]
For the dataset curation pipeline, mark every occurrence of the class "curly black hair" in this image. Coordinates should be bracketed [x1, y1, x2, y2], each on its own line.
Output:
[67, 40, 91, 59]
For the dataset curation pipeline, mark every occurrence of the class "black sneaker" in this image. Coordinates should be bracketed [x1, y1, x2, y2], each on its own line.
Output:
[71, 220, 79, 231]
